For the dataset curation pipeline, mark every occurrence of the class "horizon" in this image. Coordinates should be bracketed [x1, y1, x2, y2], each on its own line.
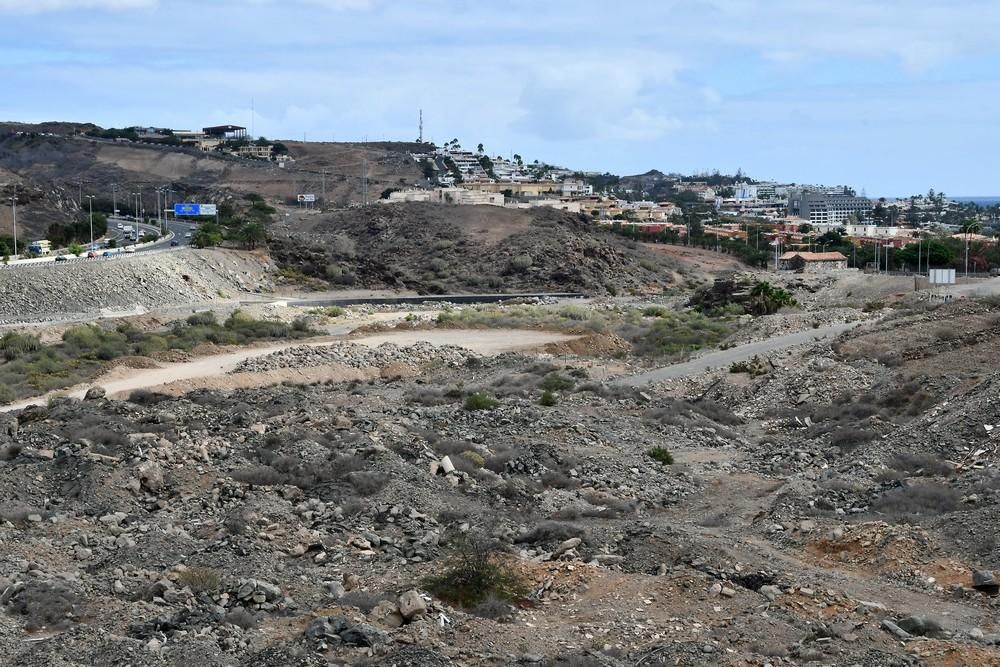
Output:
[2, 1, 1000, 195]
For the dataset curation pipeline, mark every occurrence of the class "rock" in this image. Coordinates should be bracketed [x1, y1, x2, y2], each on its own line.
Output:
[324, 581, 346, 599]
[339, 622, 383, 647]
[972, 569, 999, 595]
[708, 583, 722, 597]
[881, 619, 912, 640]
[896, 615, 947, 638]
[84, 386, 106, 400]
[397, 589, 427, 621]
[552, 537, 582, 559]
[759, 585, 781, 602]
[137, 462, 164, 493]
[439, 456, 455, 474]
[370, 600, 405, 628]
[969, 628, 985, 641]
[343, 573, 361, 591]
[720, 586, 736, 598]
[799, 520, 816, 532]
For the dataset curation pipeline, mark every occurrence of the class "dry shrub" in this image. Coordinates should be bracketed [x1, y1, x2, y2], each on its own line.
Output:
[872, 482, 960, 522]
[6, 582, 79, 631]
[887, 452, 953, 477]
[514, 521, 585, 545]
[177, 566, 222, 593]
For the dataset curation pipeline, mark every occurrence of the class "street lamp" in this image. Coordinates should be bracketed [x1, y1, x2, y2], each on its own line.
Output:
[84, 194, 95, 251]
[9, 187, 17, 258]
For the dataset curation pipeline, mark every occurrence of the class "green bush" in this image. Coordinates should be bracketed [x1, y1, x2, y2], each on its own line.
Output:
[464, 393, 499, 411]
[423, 535, 528, 607]
[646, 446, 674, 465]
[539, 390, 557, 406]
[540, 373, 574, 392]
[0, 332, 41, 360]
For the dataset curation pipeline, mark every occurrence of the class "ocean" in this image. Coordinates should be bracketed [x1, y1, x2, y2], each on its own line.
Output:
[952, 197, 1000, 207]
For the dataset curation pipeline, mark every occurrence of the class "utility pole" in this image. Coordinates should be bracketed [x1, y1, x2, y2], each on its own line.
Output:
[85, 194, 95, 250]
[112, 183, 118, 217]
[419, 109, 423, 143]
[321, 170, 326, 210]
[9, 187, 17, 257]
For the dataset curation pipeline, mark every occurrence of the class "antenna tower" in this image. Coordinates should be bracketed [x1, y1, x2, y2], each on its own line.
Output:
[419, 109, 423, 143]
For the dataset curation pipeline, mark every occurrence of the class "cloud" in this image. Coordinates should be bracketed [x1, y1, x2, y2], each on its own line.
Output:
[0, 0, 155, 12]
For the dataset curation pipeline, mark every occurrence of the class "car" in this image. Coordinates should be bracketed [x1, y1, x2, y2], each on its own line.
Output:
[184, 232, 192, 238]
[116, 223, 124, 230]
[170, 240, 179, 246]
[55, 255, 69, 262]
[102, 250, 115, 257]
[87, 251, 98, 258]
[123, 246, 136, 253]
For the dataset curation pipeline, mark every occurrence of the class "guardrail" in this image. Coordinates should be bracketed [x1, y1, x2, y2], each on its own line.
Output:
[0, 230, 176, 270]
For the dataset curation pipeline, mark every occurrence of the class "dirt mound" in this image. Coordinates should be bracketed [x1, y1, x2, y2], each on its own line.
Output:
[804, 522, 939, 575]
[269, 203, 677, 296]
[540, 332, 631, 356]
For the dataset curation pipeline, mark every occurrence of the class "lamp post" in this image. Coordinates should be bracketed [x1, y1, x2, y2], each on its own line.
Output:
[84, 194, 95, 251]
[111, 183, 118, 217]
[9, 191, 17, 258]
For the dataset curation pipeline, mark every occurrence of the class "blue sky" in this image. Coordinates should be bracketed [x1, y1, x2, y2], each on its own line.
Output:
[1, 0, 999, 195]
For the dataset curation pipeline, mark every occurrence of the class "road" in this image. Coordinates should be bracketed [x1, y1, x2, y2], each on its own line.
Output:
[0, 328, 579, 412]
[615, 321, 860, 386]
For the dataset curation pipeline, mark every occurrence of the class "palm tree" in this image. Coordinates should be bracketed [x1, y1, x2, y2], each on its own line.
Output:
[748, 281, 796, 316]
[239, 221, 267, 250]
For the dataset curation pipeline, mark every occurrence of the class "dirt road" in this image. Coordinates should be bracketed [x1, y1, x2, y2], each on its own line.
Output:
[616, 321, 860, 386]
[0, 329, 577, 412]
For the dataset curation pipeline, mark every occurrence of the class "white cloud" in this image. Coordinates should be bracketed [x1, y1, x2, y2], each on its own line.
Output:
[0, 0, 156, 12]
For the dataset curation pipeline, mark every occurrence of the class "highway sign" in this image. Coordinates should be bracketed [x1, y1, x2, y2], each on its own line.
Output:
[297, 194, 316, 203]
[174, 203, 218, 216]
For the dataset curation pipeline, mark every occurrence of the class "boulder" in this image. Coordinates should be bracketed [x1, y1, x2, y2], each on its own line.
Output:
[972, 570, 999, 595]
[397, 589, 427, 621]
[84, 386, 106, 400]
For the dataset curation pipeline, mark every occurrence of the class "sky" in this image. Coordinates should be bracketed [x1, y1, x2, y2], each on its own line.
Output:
[1, 0, 999, 196]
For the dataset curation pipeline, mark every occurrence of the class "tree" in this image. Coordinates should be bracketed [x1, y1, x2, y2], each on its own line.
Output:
[237, 221, 267, 249]
[476, 143, 484, 154]
[67, 242, 85, 257]
[192, 222, 224, 248]
[748, 281, 796, 316]
[512, 154, 523, 167]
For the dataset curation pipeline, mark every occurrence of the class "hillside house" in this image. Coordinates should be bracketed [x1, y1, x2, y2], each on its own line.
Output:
[779, 251, 848, 272]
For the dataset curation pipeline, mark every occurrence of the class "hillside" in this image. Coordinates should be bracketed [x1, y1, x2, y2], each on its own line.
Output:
[268, 203, 679, 295]
[0, 124, 425, 240]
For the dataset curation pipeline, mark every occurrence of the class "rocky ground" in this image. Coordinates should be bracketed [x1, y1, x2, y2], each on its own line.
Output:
[0, 249, 272, 323]
[0, 292, 999, 666]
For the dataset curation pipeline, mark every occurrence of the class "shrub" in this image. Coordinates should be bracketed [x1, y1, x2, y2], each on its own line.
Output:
[347, 471, 389, 496]
[514, 521, 585, 544]
[6, 582, 79, 631]
[464, 393, 499, 411]
[509, 254, 533, 272]
[308, 306, 343, 318]
[642, 305, 670, 318]
[887, 453, 953, 477]
[646, 446, 674, 465]
[470, 596, 513, 620]
[0, 331, 41, 360]
[830, 427, 875, 452]
[540, 373, 574, 392]
[424, 535, 528, 607]
[177, 566, 222, 594]
[934, 326, 959, 341]
[541, 471, 580, 490]
[862, 301, 885, 313]
[232, 465, 285, 486]
[539, 390, 557, 406]
[872, 482, 960, 522]
[186, 311, 217, 326]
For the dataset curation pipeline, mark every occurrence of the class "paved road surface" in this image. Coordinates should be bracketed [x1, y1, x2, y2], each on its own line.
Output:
[616, 321, 860, 387]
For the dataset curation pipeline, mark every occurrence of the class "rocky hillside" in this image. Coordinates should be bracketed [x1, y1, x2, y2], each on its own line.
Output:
[0, 296, 999, 665]
[0, 249, 272, 323]
[269, 203, 677, 295]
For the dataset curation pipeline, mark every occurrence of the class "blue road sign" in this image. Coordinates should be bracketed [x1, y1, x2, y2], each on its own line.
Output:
[174, 203, 217, 216]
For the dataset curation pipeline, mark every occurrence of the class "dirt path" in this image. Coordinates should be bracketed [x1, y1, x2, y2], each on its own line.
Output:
[616, 321, 860, 386]
[0, 328, 578, 412]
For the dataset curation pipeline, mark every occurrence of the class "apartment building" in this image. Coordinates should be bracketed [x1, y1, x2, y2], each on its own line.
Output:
[788, 191, 872, 225]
